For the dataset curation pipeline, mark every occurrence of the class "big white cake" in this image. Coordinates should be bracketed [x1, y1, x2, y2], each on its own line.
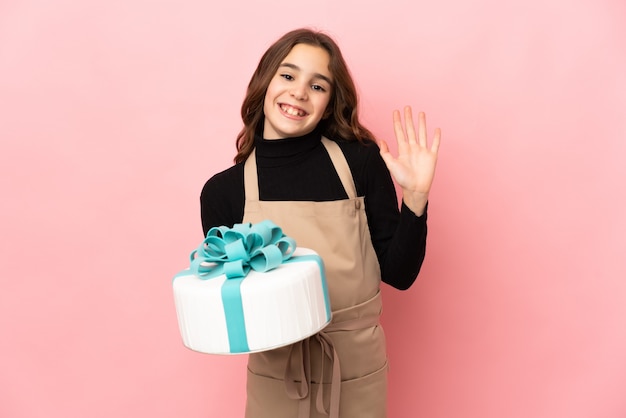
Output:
[173, 221, 331, 355]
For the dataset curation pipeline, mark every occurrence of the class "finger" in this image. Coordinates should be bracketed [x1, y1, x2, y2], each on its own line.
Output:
[377, 139, 394, 169]
[404, 106, 417, 144]
[377, 138, 389, 155]
[418, 111, 427, 147]
[392, 109, 407, 145]
[431, 127, 441, 153]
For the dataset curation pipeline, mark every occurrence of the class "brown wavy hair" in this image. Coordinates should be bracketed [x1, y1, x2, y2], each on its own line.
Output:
[234, 28, 375, 164]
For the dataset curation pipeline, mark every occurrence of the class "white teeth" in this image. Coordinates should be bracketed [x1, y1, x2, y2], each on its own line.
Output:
[281, 105, 305, 116]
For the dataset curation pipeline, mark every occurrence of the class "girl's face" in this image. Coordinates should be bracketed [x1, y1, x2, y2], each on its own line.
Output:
[262, 44, 333, 139]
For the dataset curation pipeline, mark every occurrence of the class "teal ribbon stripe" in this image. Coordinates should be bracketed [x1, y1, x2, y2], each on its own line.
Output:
[175, 220, 328, 353]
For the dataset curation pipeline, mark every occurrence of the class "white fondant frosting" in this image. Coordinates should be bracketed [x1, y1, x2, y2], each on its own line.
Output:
[173, 248, 331, 354]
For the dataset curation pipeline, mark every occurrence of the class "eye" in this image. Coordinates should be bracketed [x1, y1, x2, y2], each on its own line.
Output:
[312, 84, 327, 92]
[280, 74, 294, 81]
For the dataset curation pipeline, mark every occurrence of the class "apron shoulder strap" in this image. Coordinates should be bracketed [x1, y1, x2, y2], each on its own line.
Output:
[320, 137, 357, 199]
[243, 148, 259, 201]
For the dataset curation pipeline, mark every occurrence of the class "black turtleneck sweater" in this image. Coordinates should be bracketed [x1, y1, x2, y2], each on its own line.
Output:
[200, 129, 427, 290]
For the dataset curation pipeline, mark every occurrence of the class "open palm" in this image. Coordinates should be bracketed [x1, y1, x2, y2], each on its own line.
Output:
[378, 106, 441, 215]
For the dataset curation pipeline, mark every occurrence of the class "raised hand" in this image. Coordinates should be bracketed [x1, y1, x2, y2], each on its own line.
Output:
[378, 106, 441, 216]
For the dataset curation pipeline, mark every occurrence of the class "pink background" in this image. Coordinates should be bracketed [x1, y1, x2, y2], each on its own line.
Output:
[2, 0, 625, 417]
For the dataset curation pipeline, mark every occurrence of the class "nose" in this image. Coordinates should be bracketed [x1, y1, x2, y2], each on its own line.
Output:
[289, 82, 308, 101]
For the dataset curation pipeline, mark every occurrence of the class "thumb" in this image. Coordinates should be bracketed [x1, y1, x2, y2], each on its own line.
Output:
[377, 138, 389, 155]
[377, 139, 395, 170]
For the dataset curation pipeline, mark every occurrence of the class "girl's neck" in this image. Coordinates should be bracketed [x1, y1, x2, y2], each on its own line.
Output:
[254, 125, 322, 163]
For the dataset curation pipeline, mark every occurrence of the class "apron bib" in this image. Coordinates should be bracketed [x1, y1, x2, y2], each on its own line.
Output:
[243, 138, 388, 418]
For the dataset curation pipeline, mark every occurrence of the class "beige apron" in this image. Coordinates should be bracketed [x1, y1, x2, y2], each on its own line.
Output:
[243, 138, 388, 418]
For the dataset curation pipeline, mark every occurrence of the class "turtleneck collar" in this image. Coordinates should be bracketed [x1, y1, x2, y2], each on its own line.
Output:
[254, 125, 323, 167]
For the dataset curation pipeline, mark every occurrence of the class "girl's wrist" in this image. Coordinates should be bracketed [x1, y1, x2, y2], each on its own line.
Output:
[402, 191, 429, 217]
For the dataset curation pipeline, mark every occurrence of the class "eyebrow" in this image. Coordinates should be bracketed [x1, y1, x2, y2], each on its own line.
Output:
[279, 62, 333, 85]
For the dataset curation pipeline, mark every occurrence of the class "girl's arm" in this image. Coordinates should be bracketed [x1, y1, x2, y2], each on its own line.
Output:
[359, 140, 428, 290]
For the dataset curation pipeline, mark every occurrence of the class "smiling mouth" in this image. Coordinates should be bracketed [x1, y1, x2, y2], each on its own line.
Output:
[280, 104, 308, 117]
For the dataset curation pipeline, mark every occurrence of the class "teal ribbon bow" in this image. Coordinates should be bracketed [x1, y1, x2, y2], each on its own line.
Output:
[189, 220, 296, 280]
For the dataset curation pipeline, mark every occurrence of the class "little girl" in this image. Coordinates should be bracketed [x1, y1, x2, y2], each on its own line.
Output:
[200, 28, 440, 418]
